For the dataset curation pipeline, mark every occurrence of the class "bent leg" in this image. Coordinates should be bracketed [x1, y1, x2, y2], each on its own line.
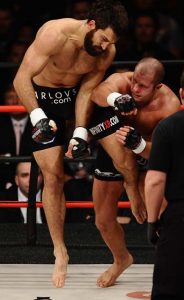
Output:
[34, 146, 68, 288]
[99, 133, 146, 224]
[93, 178, 133, 287]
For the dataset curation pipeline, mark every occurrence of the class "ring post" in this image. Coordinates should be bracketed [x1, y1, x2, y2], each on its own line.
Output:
[27, 157, 39, 245]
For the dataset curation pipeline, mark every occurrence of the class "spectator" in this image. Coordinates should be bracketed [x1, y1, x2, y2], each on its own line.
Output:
[0, 38, 30, 98]
[7, 40, 29, 64]
[0, 84, 32, 189]
[120, 10, 175, 61]
[0, 84, 32, 156]
[131, 0, 184, 58]
[0, 4, 17, 61]
[0, 162, 45, 223]
[118, 10, 182, 93]
[1, 39, 30, 94]
[16, 21, 36, 44]
[67, 0, 92, 20]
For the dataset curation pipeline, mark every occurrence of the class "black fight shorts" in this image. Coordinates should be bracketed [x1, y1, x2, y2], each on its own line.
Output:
[32, 82, 79, 152]
[94, 144, 124, 181]
[94, 145, 148, 181]
[88, 106, 122, 140]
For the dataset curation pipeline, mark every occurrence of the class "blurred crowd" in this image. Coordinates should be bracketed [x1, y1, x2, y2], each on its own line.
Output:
[0, 0, 183, 223]
[0, 0, 184, 98]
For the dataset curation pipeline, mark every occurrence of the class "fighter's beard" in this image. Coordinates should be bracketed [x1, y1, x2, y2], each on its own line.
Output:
[84, 31, 105, 57]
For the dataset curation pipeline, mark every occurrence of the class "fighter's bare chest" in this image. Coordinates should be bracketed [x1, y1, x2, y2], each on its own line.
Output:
[52, 47, 97, 74]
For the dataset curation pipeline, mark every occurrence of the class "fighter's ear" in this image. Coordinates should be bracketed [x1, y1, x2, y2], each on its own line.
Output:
[179, 88, 184, 102]
[156, 83, 162, 90]
[87, 20, 96, 30]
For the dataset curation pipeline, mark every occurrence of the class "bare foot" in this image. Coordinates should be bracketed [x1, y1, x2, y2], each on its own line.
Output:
[52, 251, 69, 288]
[131, 199, 147, 224]
[97, 253, 133, 288]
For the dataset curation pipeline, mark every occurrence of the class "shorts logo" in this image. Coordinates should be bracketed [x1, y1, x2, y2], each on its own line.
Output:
[104, 120, 111, 129]
[89, 115, 120, 135]
[35, 88, 77, 105]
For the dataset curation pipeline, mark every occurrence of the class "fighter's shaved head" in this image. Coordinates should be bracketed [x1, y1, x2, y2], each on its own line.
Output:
[135, 57, 165, 85]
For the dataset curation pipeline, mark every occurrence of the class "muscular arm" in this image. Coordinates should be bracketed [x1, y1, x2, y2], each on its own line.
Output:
[115, 84, 180, 158]
[75, 70, 106, 127]
[66, 50, 116, 157]
[75, 50, 117, 127]
[91, 72, 131, 107]
[145, 170, 166, 222]
[13, 22, 67, 113]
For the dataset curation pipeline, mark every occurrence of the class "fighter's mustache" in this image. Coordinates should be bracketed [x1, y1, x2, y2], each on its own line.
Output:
[84, 39, 105, 56]
[87, 46, 105, 56]
[95, 48, 105, 54]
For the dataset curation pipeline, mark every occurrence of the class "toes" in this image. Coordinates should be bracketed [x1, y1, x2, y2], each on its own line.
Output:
[54, 279, 64, 288]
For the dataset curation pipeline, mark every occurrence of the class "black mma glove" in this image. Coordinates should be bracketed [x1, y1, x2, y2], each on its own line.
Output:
[70, 127, 90, 159]
[71, 137, 90, 159]
[32, 118, 56, 144]
[124, 127, 146, 154]
[147, 221, 161, 245]
[30, 108, 56, 144]
[107, 92, 137, 113]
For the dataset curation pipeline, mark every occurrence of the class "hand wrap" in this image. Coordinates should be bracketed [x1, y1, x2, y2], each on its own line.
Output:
[32, 118, 56, 144]
[125, 127, 146, 154]
[70, 127, 90, 159]
[107, 93, 137, 113]
[30, 108, 56, 144]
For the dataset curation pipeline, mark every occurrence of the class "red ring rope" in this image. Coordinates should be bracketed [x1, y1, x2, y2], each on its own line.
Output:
[0, 105, 26, 112]
[0, 201, 131, 208]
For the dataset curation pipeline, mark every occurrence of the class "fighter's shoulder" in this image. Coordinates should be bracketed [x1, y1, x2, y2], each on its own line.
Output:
[36, 18, 78, 42]
[160, 84, 180, 104]
[105, 71, 133, 85]
[107, 71, 132, 80]
[39, 18, 78, 30]
[159, 84, 180, 113]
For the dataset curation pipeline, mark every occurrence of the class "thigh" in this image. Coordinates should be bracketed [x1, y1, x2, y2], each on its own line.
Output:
[94, 143, 123, 181]
[88, 106, 121, 140]
[99, 132, 136, 171]
[33, 145, 65, 176]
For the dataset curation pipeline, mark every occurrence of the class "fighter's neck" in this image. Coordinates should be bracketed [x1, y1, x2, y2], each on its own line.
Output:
[68, 20, 88, 48]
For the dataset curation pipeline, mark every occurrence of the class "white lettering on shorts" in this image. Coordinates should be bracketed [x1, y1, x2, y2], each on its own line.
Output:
[35, 89, 77, 104]
[89, 115, 120, 136]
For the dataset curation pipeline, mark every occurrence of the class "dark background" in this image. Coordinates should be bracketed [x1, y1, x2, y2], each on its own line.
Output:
[0, 222, 155, 264]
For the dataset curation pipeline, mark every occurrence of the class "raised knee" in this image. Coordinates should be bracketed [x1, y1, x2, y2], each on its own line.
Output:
[113, 159, 134, 174]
